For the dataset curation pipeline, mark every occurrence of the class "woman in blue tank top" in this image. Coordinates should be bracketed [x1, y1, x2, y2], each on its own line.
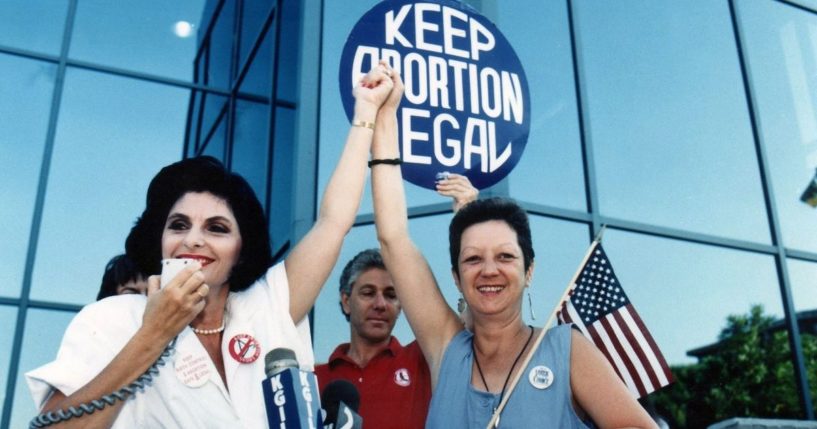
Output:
[368, 70, 657, 428]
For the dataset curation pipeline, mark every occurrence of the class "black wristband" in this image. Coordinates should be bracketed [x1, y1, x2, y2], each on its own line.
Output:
[368, 158, 402, 167]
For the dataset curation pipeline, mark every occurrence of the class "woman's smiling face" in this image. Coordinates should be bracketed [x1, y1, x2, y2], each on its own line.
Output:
[456, 220, 531, 319]
[161, 192, 242, 289]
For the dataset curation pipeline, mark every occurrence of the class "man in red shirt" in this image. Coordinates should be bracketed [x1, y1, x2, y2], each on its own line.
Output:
[315, 248, 431, 428]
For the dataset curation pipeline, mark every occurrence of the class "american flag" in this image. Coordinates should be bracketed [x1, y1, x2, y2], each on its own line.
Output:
[556, 242, 673, 397]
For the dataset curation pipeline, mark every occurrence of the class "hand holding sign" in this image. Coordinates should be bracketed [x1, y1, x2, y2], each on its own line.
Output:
[435, 173, 478, 212]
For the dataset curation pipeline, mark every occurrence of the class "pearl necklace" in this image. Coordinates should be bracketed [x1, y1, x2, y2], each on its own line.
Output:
[191, 320, 225, 335]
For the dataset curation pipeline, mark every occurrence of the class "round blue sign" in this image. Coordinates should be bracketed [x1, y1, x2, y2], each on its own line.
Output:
[339, 0, 530, 190]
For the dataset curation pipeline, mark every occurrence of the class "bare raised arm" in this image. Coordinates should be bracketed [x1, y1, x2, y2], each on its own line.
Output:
[370, 69, 463, 385]
[38, 268, 207, 428]
[285, 64, 394, 323]
[570, 330, 658, 429]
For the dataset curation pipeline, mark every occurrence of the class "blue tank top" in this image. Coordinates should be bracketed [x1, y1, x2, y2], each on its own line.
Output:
[426, 325, 591, 428]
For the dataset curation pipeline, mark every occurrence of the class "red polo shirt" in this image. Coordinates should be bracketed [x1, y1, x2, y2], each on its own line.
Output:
[315, 337, 431, 429]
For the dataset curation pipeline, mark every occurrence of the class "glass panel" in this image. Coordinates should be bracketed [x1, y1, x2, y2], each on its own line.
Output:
[238, 0, 273, 72]
[203, 1, 237, 89]
[70, 0, 206, 81]
[576, 1, 770, 243]
[0, 0, 67, 55]
[601, 230, 782, 365]
[277, 0, 301, 104]
[738, 1, 817, 253]
[0, 55, 55, 298]
[30, 69, 187, 305]
[497, 0, 586, 211]
[526, 216, 591, 323]
[0, 306, 18, 417]
[270, 107, 295, 253]
[10, 309, 75, 429]
[239, 22, 274, 98]
[789, 0, 817, 12]
[232, 99, 271, 204]
[788, 259, 817, 419]
[185, 90, 202, 156]
[202, 114, 227, 160]
[602, 231, 796, 425]
[200, 93, 229, 146]
[787, 259, 817, 313]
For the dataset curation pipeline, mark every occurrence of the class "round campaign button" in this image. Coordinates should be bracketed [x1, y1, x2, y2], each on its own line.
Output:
[528, 365, 554, 390]
[394, 368, 411, 387]
[228, 333, 261, 364]
[175, 351, 212, 388]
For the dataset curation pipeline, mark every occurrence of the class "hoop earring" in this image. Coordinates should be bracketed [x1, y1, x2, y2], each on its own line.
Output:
[457, 296, 467, 314]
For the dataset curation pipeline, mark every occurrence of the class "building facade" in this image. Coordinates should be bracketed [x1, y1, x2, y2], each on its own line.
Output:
[1, 0, 815, 427]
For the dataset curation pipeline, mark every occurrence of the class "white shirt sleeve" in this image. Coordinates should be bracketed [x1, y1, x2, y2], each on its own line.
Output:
[25, 296, 143, 410]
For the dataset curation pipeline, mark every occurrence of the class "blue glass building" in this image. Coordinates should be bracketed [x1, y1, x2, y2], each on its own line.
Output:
[1, 0, 816, 427]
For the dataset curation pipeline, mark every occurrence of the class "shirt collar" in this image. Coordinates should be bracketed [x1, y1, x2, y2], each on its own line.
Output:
[327, 336, 404, 366]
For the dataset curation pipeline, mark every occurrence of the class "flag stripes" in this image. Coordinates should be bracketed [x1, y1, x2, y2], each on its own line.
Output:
[556, 242, 673, 398]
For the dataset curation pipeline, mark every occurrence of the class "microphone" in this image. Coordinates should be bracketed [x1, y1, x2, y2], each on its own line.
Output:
[262, 348, 322, 429]
[320, 380, 362, 429]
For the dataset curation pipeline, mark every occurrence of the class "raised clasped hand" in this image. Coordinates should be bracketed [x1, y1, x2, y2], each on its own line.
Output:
[353, 60, 399, 117]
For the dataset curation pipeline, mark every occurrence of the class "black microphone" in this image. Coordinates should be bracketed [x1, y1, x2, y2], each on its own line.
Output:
[320, 380, 362, 429]
[262, 348, 322, 429]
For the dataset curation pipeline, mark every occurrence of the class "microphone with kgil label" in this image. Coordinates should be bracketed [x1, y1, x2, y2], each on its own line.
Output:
[320, 380, 362, 429]
[262, 348, 322, 429]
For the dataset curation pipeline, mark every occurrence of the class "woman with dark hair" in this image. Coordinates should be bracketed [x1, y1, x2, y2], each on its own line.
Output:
[370, 72, 657, 427]
[26, 63, 396, 429]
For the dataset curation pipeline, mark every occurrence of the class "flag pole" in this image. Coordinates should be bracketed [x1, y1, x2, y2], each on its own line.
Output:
[484, 225, 607, 429]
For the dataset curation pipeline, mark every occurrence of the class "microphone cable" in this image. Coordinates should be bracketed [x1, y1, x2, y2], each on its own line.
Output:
[28, 337, 177, 428]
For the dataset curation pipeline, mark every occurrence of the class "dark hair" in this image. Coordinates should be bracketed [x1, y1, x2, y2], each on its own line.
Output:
[449, 197, 534, 276]
[338, 248, 385, 321]
[125, 156, 271, 292]
[96, 254, 146, 301]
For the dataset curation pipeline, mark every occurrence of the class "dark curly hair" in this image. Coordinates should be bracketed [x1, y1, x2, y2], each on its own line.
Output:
[125, 156, 271, 292]
[96, 254, 147, 301]
[449, 197, 534, 277]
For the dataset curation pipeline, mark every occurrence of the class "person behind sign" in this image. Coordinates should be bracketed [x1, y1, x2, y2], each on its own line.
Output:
[315, 174, 477, 429]
[25, 63, 396, 429]
[370, 68, 657, 428]
[96, 254, 149, 300]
